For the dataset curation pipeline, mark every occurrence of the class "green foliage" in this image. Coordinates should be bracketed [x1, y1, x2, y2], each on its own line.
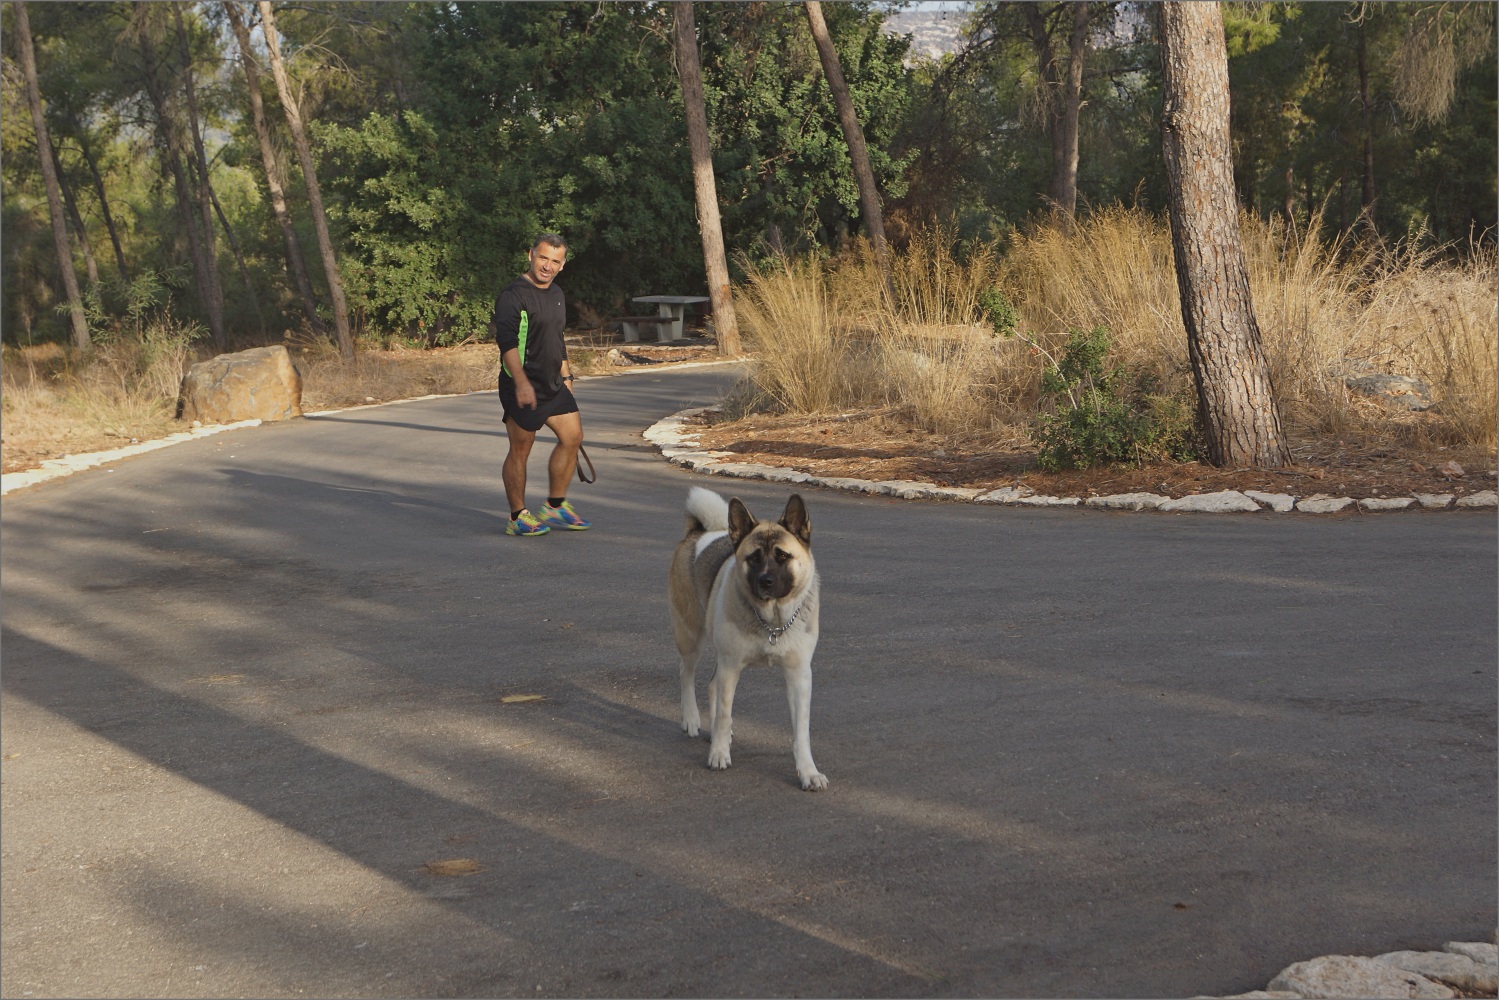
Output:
[1033, 328, 1200, 470]
[977, 287, 1018, 337]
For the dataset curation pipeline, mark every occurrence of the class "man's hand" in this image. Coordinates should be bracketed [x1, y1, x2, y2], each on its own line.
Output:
[515, 376, 537, 409]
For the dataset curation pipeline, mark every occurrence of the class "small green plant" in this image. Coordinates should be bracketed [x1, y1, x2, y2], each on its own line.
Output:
[1033, 327, 1200, 470]
[977, 286, 1018, 338]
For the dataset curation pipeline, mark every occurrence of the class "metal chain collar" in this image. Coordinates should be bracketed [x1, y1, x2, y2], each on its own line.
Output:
[754, 601, 804, 646]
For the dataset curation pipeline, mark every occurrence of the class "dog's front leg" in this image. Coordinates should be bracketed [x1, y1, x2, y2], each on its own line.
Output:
[706, 659, 742, 770]
[783, 654, 827, 790]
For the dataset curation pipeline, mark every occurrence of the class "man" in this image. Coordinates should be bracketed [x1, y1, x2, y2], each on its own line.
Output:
[493, 234, 590, 536]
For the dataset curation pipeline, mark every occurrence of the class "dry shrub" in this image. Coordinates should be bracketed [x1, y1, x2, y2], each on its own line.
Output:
[737, 232, 1034, 437]
[735, 252, 881, 414]
[297, 342, 499, 410]
[1001, 206, 1498, 451]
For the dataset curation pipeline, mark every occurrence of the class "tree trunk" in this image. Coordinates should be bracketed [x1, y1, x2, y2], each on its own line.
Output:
[14, 0, 90, 349]
[1053, 2, 1089, 222]
[1158, 1, 1289, 469]
[209, 182, 267, 336]
[1356, 19, 1376, 231]
[258, 0, 355, 361]
[224, 0, 323, 332]
[174, 2, 227, 349]
[52, 143, 100, 289]
[76, 133, 129, 283]
[1026, 2, 1088, 225]
[136, 2, 224, 349]
[803, 1, 889, 272]
[672, 1, 741, 356]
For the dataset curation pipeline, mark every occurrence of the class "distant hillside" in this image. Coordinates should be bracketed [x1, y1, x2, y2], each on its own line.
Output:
[882, 6, 973, 62]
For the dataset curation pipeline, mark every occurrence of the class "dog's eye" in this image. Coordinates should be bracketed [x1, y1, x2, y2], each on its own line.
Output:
[746, 550, 763, 565]
[774, 548, 792, 564]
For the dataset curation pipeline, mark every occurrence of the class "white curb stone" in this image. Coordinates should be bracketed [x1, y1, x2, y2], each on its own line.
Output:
[1086, 492, 1167, 510]
[1358, 497, 1416, 511]
[1013, 495, 1082, 507]
[1376, 950, 1498, 993]
[975, 486, 1034, 504]
[1455, 490, 1497, 508]
[1413, 494, 1455, 509]
[1244, 490, 1296, 512]
[758, 467, 813, 484]
[0, 419, 263, 495]
[1296, 495, 1355, 513]
[1267, 955, 1454, 998]
[807, 476, 875, 492]
[1159, 490, 1262, 513]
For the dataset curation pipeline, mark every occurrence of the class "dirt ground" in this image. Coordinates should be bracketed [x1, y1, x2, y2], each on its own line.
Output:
[6, 338, 1495, 503]
[687, 407, 1498, 503]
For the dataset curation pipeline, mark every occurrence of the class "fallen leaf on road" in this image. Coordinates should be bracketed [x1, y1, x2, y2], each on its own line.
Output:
[187, 674, 246, 685]
[424, 858, 486, 877]
[500, 694, 545, 704]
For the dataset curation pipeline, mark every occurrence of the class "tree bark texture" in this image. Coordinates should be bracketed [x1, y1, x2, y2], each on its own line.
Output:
[259, 0, 355, 360]
[803, 1, 889, 267]
[672, 1, 741, 356]
[224, 0, 323, 332]
[15, 0, 91, 349]
[1158, 1, 1290, 469]
[1357, 19, 1376, 230]
[51, 143, 100, 288]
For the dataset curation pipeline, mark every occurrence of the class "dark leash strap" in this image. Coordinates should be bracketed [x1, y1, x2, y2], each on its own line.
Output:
[576, 445, 596, 484]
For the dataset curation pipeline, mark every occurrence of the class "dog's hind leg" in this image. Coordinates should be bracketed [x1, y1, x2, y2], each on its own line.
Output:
[706, 659, 742, 771]
[678, 645, 703, 737]
[783, 654, 827, 791]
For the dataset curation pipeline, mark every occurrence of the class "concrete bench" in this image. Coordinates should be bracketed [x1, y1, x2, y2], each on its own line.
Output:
[615, 315, 676, 343]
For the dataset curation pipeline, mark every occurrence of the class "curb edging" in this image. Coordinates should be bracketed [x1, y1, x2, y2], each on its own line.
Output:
[644, 407, 1499, 514]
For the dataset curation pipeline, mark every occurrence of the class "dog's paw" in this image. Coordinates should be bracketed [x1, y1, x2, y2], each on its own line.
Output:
[799, 771, 829, 791]
[706, 747, 732, 770]
[681, 714, 700, 738]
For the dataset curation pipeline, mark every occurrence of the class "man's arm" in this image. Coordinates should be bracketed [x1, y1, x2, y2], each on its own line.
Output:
[501, 347, 536, 408]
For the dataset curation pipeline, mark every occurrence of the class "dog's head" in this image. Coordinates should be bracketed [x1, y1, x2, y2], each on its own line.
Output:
[727, 494, 812, 602]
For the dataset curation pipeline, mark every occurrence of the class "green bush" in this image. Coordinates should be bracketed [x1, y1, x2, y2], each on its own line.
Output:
[1033, 327, 1201, 470]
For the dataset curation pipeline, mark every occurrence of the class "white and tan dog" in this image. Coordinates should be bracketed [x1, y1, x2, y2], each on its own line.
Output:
[668, 487, 826, 791]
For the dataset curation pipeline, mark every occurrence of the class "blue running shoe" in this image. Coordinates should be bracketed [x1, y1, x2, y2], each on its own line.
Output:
[540, 500, 591, 530]
[506, 509, 551, 536]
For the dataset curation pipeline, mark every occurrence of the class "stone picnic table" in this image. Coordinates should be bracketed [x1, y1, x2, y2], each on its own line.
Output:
[621, 294, 710, 342]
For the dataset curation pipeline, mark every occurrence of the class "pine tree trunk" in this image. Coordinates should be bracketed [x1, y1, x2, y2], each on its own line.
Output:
[1158, 1, 1289, 469]
[76, 134, 129, 283]
[1052, 1, 1089, 222]
[224, 0, 323, 332]
[174, 2, 227, 349]
[804, 1, 889, 270]
[1357, 20, 1377, 231]
[672, 1, 741, 356]
[209, 182, 266, 335]
[52, 143, 100, 288]
[136, 2, 224, 350]
[14, 0, 91, 349]
[258, 0, 355, 361]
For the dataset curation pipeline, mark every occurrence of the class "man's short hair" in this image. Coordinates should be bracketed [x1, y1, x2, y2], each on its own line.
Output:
[533, 233, 568, 254]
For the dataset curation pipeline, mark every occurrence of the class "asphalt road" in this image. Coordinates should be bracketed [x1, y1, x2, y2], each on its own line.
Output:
[2, 365, 1494, 999]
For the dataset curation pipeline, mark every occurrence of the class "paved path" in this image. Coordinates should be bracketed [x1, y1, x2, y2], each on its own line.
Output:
[2, 366, 1494, 998]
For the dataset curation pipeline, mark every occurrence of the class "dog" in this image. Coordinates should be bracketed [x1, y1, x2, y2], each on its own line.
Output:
[668, 487, 826, 791]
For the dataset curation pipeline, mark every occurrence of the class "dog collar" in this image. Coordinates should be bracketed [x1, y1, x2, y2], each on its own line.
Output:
[754, 601, 803, 646]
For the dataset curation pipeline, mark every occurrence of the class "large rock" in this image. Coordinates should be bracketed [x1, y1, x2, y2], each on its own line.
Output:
[180, 346, 303, 424]
[1267, 955, 1454, 998]
[1376, 950, 1498, 993]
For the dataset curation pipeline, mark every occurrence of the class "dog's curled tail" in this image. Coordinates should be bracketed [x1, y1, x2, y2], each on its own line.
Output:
[684, 486, 730, 534]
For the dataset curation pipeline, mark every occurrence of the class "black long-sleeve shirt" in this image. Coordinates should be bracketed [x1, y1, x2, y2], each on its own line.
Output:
[491, 276, 568, 397]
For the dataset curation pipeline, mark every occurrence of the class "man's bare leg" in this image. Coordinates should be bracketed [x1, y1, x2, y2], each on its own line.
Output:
[503, 417, 537, 514]
[545, 410, 584, 500]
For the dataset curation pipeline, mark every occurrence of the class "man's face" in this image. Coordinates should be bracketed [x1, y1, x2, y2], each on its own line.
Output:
[527, 242, 567, 287]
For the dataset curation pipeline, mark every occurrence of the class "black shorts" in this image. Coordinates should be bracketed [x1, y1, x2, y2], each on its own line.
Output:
[498, 379, 578, 433]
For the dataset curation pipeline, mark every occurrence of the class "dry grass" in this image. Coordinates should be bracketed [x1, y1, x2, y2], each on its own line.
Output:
[295, 338, 499, 411]
[733, 211, 1497, 459]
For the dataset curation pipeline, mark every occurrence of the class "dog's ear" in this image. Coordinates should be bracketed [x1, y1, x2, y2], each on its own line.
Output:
[780, 494, 811, 546]
[727, 497, 756, 547]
